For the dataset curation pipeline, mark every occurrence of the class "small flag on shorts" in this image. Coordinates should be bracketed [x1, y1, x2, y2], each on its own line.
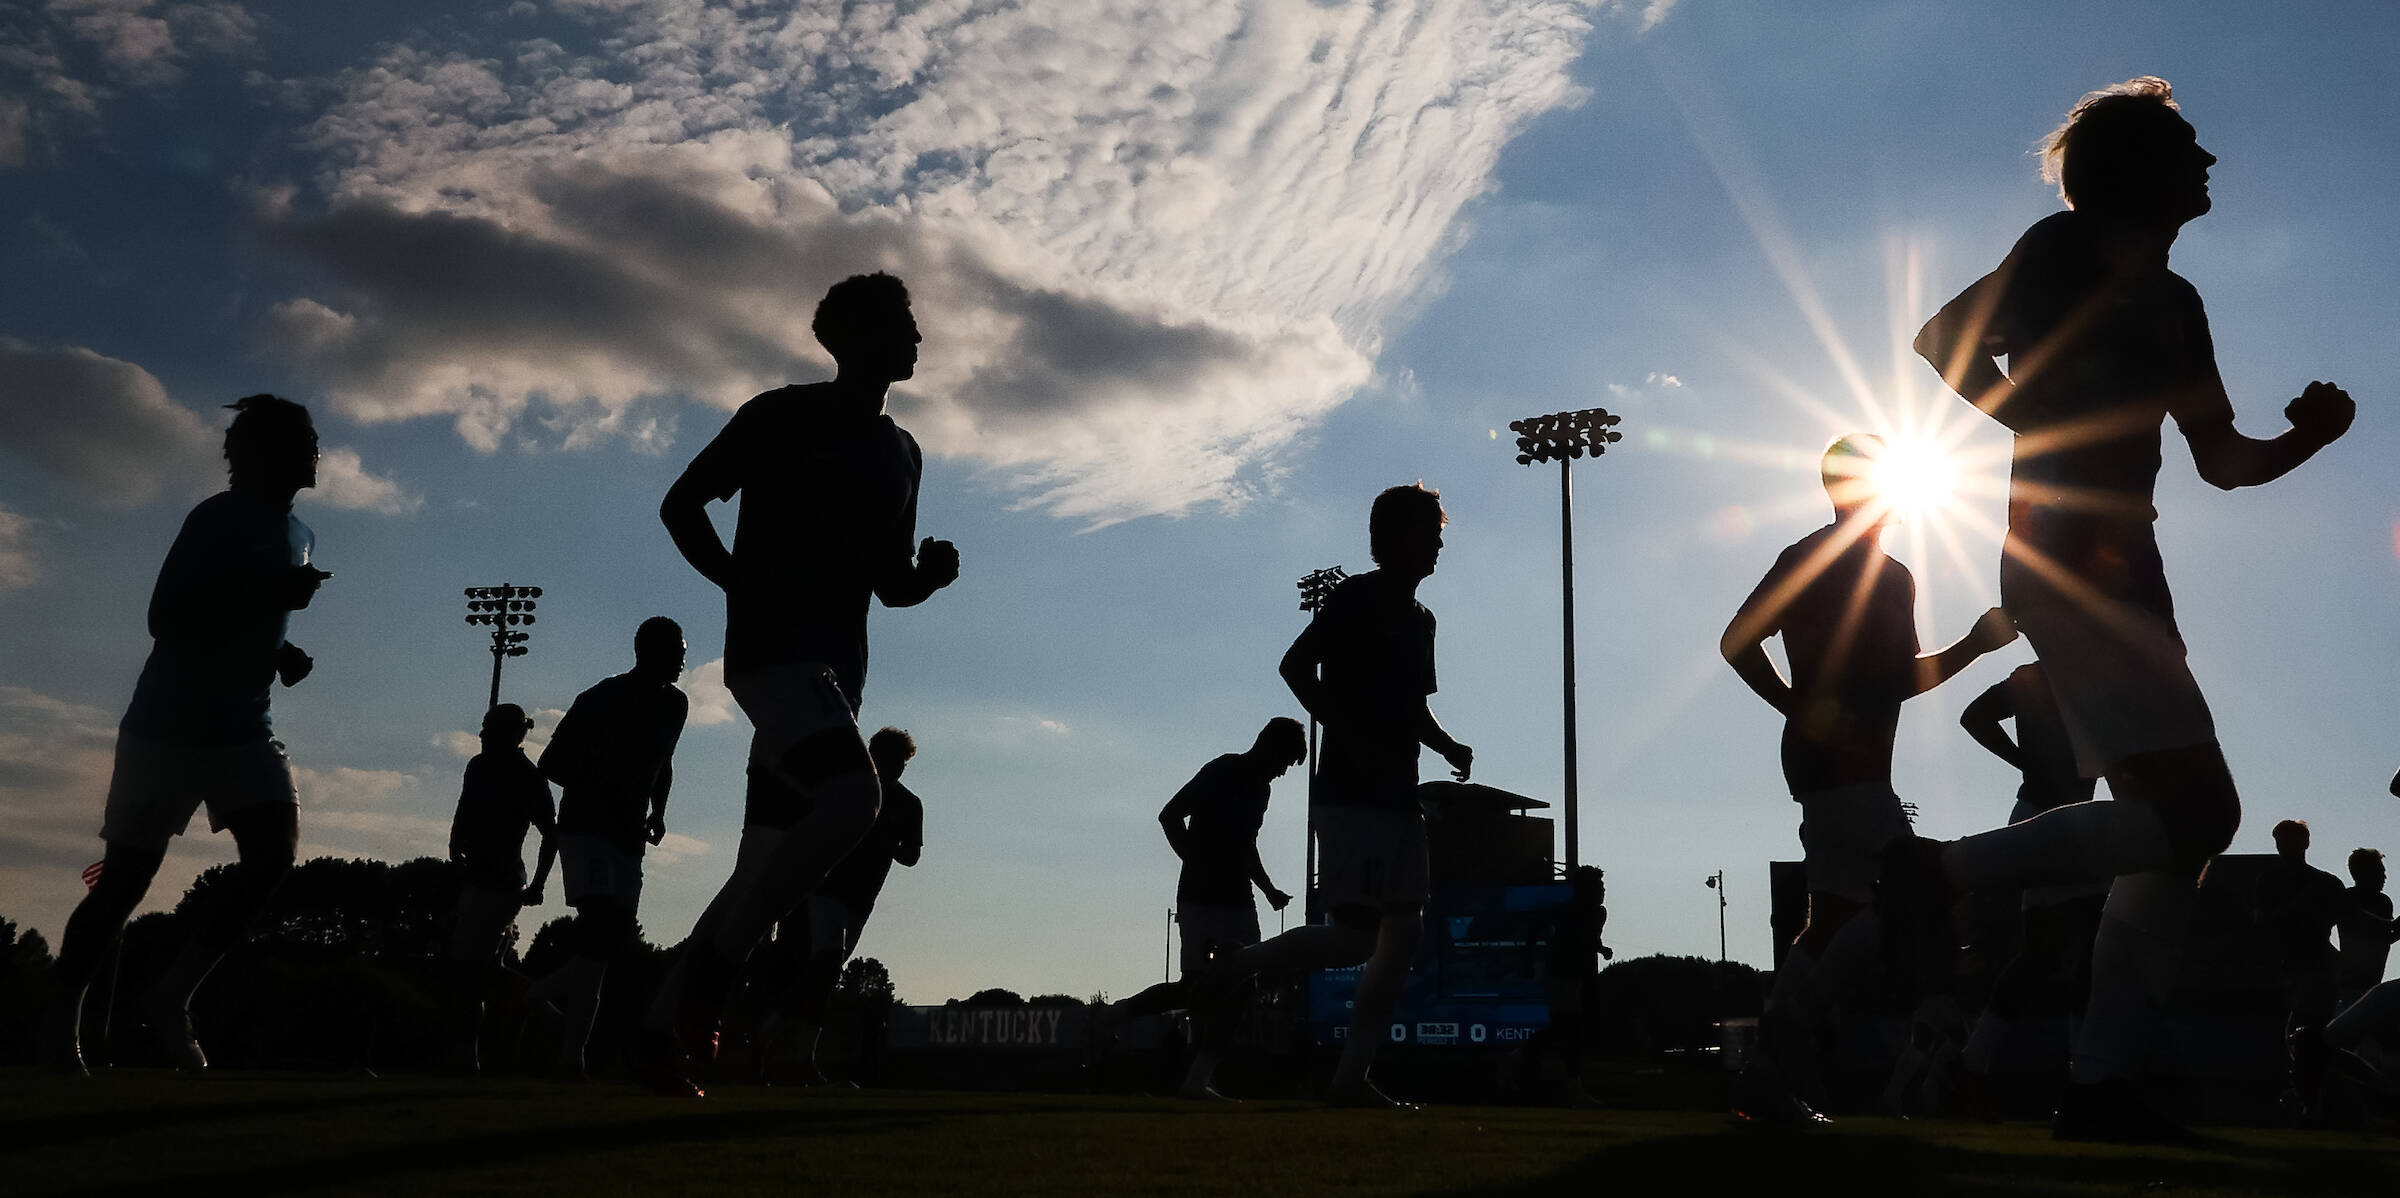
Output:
[82, 860, 105, 891]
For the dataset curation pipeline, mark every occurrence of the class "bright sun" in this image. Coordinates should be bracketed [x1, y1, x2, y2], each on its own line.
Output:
[1870, 436, 1959, 523]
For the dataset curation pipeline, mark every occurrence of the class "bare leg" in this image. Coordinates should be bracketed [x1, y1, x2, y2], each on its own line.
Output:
[1329, 910, 1423, 1099]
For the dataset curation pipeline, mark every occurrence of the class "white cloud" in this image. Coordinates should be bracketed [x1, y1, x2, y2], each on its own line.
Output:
[437, 705, 566, 759]
[262, 0, 1657, 523]
[1037, 719, 1070, 737]
[0, 339, 213, 506]
[0, 94, 28, 165]
[305, 446, 422, 515]
[680, 656, 734, 727]
[0, 504, 38, 591]
[650, 830, 709, 863]
[46, 0, 258, 88]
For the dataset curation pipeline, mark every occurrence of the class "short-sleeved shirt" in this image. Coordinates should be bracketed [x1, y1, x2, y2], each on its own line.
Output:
[2338, 886, 2396, 990]
[2001, 663, 2095, 812]
[542, 672, 688, 853]
[1971, 211, 2236, 627]
[819, 778, 924, 917]
[1303, 570, 1436, 812]
[1740, 524, 1918, 796]
[449, 749, 556, 891]
[673, 384, 924, 707]
[120, 491, 314, 746]
[1165, 754, 1272, 907]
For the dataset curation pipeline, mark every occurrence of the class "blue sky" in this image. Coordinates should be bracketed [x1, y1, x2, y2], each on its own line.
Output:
[2, 0, 2394, 1004]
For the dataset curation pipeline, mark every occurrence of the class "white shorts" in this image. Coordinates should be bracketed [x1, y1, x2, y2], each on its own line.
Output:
[1316, 806, 1431, 914]
[729, 661, 859, 785]
[560, 835, 644, 910]
[1795, 782, 1912, 905]
[101, 733, 299, 847]
[1177, 902, 1261, 975]
[2013, 599, 2216, 778]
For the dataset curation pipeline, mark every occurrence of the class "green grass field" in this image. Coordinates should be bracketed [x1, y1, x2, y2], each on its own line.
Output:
[5, 1070, 2398, 1197]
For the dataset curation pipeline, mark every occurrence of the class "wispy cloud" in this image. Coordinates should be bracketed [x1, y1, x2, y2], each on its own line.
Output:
[261, 0, 1657, 524]
[306, 446, 421, 515]
[0, 504, 39, 592]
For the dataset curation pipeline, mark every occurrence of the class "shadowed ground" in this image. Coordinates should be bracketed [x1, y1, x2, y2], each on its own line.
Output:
[3, 1070, 2395, 1196]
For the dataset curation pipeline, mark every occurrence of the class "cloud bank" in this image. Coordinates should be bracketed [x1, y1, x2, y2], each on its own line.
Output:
[0, 339, 417, 515]
[265, 0, 1646, 523]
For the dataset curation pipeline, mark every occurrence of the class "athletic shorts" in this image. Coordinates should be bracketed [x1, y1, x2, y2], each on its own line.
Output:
[807, 893, 868, 960]
[450, 880, 524, 964]
[2013, 599, 2216, 778]
[1177, 902, 1261, 975]
[1794, 782, 1912, 905]
[560, 834, 643, 910]
[1316, 805, 1431, 914]
[729, 661, 861, 788]
[101, 733, 298, 847]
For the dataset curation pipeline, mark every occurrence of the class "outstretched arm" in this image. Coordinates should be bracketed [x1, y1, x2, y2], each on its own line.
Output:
[1959, 679, 2026, 772]
[2183, 382, 2354, 490]
[1911, 607, 2016, 696]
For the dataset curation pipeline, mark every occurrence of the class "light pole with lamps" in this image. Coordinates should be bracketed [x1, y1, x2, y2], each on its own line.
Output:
[1507, 407, 1623, 870]
[1704, 870, 1728, 963]
[463, 583, 541, 708]
[1294, 565, 1347, 922]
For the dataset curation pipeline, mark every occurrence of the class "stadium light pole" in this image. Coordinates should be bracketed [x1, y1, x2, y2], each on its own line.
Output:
[1295, 565, 1346, 922]
[463, 583, 542, 709]
[1705, 870, 1728, 963]
[1508, 407, 1623, 872]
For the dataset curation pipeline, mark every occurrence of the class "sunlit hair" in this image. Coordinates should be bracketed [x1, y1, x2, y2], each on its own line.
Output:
[1820, 433, 1883, 495]
[813, 272, 912, 356]
[2272, 818, 2310, 854]
[869, 726, 917, 766]
[1253, 716, 1306, 766]
[634, 615, 683, 657]
[2349, 847, 2385, 883]
[2039, 76, 2181, 209]
[222, 393, 314, 471]
[1368, 483, 1446, 566]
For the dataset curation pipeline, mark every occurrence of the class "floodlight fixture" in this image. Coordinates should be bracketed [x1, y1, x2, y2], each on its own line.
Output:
[1503, 405, 1624, 871]
[463, 582, 542, 708]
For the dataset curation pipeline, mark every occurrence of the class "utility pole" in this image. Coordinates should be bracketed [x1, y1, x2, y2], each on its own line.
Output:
[1705, 870, 1728, 963]
[1507, 408, 1623, 870]
[463, 583, 541, 708]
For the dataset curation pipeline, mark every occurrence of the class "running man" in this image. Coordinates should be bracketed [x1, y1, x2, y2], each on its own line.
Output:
[1214, 483, 1471, 1107]
[530, 618, 689, 1080]
[43, 395, 330, 1073]
[1103, 717, 1307, 1099]
[1721, 434, 2017, 1121]
[2337, 848, 2397, 1009]
[443, 702, 558, 1073]
[2255, 819, 2349, 1122]
[649, 272, 960, 1095]
[1894, 76, 2356, 1140]
[1956, 663, 2106, 1079]
[753, 726, 927, 1086]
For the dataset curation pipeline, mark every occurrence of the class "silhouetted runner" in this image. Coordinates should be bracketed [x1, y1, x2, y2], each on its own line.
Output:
[444, 702, 557, 1074]
[43, 395, 330, 1074]
[2337, 849, 2397, 1008]
[528, 618, 688, 1080]
[648, 272, 960, 1096]
[1894, 76, 2356, 1142]
[1957, 663, 2105, 1081]
[1100, 717, 1306, 1099]
[753, 726, 926, 1087]
[1194, 483, 1472, 1109]
[2256, 820, 2349, 1123]
[1721, 434, 2016, 1123]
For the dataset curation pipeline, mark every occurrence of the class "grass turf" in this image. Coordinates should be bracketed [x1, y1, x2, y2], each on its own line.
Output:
[4, 1070, 2397, 1196]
